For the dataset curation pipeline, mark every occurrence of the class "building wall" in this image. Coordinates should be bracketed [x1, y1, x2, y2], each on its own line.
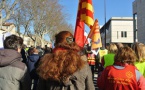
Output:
[133, 0, 145, 43]
[106, 24, 111, 43]
[0, 23, 34, 47]
[101, 17, 134, 45]
[21, 35, 34, 47]
[0, 24, 17, 35]
[0, 22, 51, 47]
[111, 19, 133, 43]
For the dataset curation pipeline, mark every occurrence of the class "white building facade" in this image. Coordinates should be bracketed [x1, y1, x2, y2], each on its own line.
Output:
[0, 23, 34, 47]
[100, 17, 134, 47]
[133, 0, 145, 43]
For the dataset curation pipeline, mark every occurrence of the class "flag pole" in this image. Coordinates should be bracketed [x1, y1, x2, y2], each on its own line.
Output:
[83, 33, 90, 47]
[83, 19, 95, 48]
[83, 24, 94, 48]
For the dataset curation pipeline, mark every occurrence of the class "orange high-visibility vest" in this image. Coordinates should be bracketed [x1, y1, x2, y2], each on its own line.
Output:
[104, 65, 138, 90]
[87, 53, 95, 65]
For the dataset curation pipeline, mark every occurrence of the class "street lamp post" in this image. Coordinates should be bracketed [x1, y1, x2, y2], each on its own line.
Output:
[104, 0, 106, 47]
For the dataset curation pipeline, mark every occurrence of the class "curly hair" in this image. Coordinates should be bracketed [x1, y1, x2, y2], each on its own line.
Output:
[37, 31, 86, 81]
[114, 46, 137, 65]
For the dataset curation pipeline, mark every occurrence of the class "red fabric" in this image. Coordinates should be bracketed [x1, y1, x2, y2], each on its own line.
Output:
[52, 47, 66, 53]
[80, 8, 94, 20]
[74, 20, 85, 47]
[87, 53, 95, 65]
[138, 76, 145, 89]
[97, 65, 139, 90]
[88, 19, 102, 49]
[88, 19, 99, 38]
[74, 0, 94, 48]
[76, 0, 94, 27]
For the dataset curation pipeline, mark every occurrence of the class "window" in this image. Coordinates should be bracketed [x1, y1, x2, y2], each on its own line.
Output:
[121, 31, 127, 38]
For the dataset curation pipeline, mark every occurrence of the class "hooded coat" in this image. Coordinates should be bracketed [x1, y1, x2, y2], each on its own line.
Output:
[37, 63, 95, 90]
[27, 54, 40, 72]
[27, 54, 40, 79]
[0, 49, 31, 90]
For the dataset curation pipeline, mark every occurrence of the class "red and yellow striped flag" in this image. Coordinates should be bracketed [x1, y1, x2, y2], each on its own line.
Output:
[88, 19, 102, 49]
[74, 0, 94, 47]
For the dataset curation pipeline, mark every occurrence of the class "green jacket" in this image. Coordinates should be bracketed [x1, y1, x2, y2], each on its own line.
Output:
[135, 62, 145, 77]
[104, 53, 115, 68]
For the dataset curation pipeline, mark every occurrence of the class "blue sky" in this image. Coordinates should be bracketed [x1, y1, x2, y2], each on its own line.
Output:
[59, 0, 135, 33]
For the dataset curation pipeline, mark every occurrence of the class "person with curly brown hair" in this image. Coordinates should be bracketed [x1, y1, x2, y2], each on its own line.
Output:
[36, 31, 95, 90]
[97, 46, 145, 90]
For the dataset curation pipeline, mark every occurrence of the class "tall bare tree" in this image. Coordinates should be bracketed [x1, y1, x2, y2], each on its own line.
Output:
[0, 0, 19, 24]
[26, 0, 73, 47]
[9, 0, 73, 47]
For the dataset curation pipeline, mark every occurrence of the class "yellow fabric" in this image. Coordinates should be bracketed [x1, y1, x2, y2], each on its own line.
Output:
[88, 19, 102, 49]
[99, 49, 108, 62]
[79, 0, 94, 27]
[81, 15, 94, 27]
[82, 2, 94, 12]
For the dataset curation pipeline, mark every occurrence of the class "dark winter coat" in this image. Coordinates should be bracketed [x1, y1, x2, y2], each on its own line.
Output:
[27, 54, 40, 79]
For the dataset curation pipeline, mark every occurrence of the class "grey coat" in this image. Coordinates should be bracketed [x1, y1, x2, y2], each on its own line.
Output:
[0, 49, 31, 90]
[37, 63, 95, 90]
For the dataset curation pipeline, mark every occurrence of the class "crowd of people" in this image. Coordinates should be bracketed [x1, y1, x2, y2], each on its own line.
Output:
[96, 43, 145, 90]
[0, 31, 95, 90]
[1, 31, 145, 90]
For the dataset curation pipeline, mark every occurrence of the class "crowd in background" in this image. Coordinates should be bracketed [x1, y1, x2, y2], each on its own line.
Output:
[21, 44, 52, 90]
[1, 31, 145, 90]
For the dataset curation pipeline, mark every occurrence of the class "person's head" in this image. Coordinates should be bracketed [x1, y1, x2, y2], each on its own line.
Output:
[54, 31, 80, 51]
[28, 47, 35, 55]
[132, 42, 145, 62]
[32, 48, 39, 54]
[4, 35, 23, 52]
[36, 46, 41, 50]
[107, 43, 118, 54]
[44, 47, 52, 54]
[21, 44, 27, 49]
[115, 43, 124, 49]
[45, 45, 47, 48]
[37, 31, 85, 81]
[115, 46, 137, 65]
[55, 31, 73, 45]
